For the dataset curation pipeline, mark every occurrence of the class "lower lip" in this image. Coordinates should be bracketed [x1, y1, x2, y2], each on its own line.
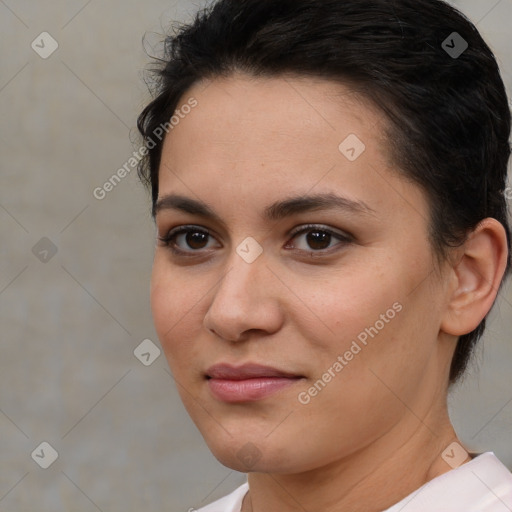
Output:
[207, 377, 301, 402]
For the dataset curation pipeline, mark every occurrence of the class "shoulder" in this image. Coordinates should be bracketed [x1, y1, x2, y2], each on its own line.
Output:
[195, 482, 249, 512]
[385, 452, 512, 512]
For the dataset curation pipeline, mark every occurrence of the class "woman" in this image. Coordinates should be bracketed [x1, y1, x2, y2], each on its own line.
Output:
[137, 0, 512, 510]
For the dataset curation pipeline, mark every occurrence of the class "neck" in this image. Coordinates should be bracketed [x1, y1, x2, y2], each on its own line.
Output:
[243, 406, 468, 512]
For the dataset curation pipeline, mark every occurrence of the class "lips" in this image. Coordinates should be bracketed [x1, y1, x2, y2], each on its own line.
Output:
[205, 363, 304, 402]
[206, 363, 301, 380]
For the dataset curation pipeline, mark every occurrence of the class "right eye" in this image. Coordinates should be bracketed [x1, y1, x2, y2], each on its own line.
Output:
[157, 225, 220, 256]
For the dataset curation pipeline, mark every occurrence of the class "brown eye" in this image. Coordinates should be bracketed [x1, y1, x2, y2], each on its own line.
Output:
[158, 226, 219, 254]
[304, 230, 332, 250]
[287, 224, 352, 253]
[182, 231, 209, 249]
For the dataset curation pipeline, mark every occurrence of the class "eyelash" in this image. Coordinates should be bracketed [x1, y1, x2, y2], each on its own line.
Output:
[157, 224, 353, 258]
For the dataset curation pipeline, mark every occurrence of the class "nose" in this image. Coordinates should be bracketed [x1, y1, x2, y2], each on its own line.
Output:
[203, 249, 284, 343]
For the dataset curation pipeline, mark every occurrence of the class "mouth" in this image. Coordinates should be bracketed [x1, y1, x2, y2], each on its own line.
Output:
[205, 363, 305, 403]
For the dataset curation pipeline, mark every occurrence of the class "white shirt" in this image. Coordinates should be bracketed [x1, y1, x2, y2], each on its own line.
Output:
[195, 452, 512, 512]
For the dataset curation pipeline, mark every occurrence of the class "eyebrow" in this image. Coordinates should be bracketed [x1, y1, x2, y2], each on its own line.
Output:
[153, 192, 376, 225]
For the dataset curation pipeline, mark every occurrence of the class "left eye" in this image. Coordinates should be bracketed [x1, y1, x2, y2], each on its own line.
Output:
[286, 225, 351, 252]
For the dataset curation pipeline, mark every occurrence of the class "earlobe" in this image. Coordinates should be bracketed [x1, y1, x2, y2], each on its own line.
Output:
[441, 218, 509, 336]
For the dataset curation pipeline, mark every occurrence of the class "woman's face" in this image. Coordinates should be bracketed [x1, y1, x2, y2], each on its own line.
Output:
[151, 74, 455, 473]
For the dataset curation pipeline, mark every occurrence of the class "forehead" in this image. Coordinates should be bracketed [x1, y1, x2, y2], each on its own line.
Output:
[157, 73, 427, 226]
[161, 75, 384, 172]
[164, 73, 387, 161]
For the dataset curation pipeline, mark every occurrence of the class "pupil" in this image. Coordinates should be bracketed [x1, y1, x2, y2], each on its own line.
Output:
[188, 232, 208, 249]
[307, 231, 330, 250]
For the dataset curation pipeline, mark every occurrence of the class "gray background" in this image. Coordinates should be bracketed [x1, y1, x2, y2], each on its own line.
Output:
[0, 0, 511, 510]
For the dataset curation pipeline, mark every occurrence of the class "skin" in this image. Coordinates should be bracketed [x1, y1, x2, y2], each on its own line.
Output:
[150, 73, 508, 512]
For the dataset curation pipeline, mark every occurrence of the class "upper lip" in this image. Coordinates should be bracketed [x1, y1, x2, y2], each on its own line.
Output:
[206, 363, 303, 380]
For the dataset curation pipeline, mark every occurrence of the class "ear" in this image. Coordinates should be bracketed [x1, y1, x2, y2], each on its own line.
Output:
[441, 218, 509, 336]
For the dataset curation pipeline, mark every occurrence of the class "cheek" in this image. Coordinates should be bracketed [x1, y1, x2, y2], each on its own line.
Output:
[303, 272, 440, 420]
[302, 266, 401, 344]
[150, 266, 173, 341]
[150, 261, 198, 359]
[297, 258, 434, 391]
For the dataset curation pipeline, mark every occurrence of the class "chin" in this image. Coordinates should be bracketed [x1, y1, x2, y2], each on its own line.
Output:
[203, 433, 307, 474]
[211, 449, 282, 474]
